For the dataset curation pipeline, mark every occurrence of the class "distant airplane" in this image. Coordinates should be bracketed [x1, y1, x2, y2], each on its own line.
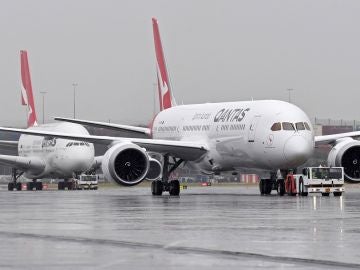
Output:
[0, 51, 96, 190]
[1, 20, 360, 196]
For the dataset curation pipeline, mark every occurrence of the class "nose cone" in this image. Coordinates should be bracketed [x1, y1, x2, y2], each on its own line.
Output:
[283, 136, 313, 167]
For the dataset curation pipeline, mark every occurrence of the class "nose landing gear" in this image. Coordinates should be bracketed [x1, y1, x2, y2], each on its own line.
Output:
[259, 170, 288, 196]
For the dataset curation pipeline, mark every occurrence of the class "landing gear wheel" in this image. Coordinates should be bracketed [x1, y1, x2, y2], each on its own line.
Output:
[16, 182, 22, 191]
[259, 179, 265, 195]
[35, 182, 43, 191]
[169, 180, 180, 196]
[26, 182, 33, 191]
[264, 181, 272, 195]
[277, 179, 285, 196]
[322, 193, 330, 197]
[58, 182, 65, 190]
[8, 182, 14, 191]
[333, 192, 342, 197]
[299, 178, 308, 196]
[66, 181, 75, 190]
[151, 180, 163, 196]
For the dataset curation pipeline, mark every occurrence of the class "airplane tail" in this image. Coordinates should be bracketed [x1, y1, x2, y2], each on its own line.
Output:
[152, 18, 176, 111]
[20, 50, 38, 127]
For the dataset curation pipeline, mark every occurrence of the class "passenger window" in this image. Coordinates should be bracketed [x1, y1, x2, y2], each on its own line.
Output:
[80, 142, 84, 146]
[296, 122, 305, 130]
[271, 122, 281, 131]
[282, 122, 295, 131]
[304, 122, 311, 130]
[74, 142, 79, 146]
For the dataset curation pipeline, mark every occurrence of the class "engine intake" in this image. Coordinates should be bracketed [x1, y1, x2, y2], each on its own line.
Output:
[146, 158, 162, 180]
[328, 138, 360, 182]
[102, 143, 149, 186]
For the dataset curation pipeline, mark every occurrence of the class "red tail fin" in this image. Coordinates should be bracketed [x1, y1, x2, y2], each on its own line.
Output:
[152, 18, 176, 111]
[20, 50, 38, 127]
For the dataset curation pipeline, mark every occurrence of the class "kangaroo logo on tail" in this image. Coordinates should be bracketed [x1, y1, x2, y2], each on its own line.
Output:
[20, 50, 38, 127]
[152, 18, 176, 111]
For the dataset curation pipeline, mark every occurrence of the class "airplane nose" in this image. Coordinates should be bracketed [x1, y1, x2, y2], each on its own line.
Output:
[283, 135, 313, 166]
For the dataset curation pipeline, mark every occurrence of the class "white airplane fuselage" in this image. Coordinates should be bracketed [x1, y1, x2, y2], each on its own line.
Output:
[152, 100, 314, 173]
[18, 122, 95, 179]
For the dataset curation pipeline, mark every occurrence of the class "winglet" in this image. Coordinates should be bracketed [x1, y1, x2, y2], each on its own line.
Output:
[152, 18, 176, 111]
[20, 50, 38, 127]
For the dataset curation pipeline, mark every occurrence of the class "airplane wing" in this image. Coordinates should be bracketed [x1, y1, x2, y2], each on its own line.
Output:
[54, 117, 151, 136]
[0, 140, 18, 148]
[0, 127, 208, 161]
[315, 131, 360, 145]
[0, 154, 45, 171]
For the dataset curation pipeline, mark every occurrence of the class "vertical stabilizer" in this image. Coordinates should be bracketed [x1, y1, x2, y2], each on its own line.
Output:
[152, 18, 176, 111]
[20, 50, 38, 127]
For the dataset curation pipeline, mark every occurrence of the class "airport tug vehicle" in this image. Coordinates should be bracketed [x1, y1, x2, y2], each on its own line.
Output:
[284, 167, 345, 196]
[75, 174, 98, 190]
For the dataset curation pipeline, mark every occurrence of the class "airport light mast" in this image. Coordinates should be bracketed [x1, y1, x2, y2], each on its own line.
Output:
[287, 88, 294, 103]
[72, 83, 78, 119]
[40, 91, 47, 124]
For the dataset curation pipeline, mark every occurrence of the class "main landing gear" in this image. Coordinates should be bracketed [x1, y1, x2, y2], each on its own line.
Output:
[26, 180, 43, 191]
[151, 154, 182, 196]
[58, 179, 76, 190]
[8, 169, 23, 191]
[8, 169, 43, 191]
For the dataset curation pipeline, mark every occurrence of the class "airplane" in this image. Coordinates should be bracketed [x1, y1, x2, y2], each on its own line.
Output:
[1, 19, 360, 196]
[0, 51, 96, 191]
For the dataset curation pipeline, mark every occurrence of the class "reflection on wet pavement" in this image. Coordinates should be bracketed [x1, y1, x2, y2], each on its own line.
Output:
[0, 185, 359, 269]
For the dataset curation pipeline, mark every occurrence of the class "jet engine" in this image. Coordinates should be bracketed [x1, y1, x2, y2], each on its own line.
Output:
[102, 143, 149, 186]
[145, 158, 162, 180]
[328, 137, 360, 182]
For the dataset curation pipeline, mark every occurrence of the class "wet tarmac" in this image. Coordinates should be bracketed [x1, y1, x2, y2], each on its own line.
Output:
[0, 185, 359, 269]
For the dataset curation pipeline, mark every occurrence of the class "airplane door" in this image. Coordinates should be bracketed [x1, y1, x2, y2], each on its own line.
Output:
[248, 115, 261, 143]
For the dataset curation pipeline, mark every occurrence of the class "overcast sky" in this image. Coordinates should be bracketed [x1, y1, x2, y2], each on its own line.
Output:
[1, 0, 360, 126]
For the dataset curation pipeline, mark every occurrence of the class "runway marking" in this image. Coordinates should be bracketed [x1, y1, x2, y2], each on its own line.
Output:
[0, 231, 359, 269]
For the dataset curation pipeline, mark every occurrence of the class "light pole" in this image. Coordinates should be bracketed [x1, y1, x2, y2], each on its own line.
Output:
[287, 88, 294, 103]
[40, 91, 47, 124]
[72, 83, 78, 118]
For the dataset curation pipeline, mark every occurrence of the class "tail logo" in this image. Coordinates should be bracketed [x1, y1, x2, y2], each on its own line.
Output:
[152, 18, 176, 111]
[20, 50, 38, 127]
[156, 63, 171, 111]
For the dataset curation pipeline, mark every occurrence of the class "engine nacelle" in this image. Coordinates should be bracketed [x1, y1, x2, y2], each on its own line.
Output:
[145, 158, 162, 181]
[328, 137, 360, 182]
[102, 143, 149, 186]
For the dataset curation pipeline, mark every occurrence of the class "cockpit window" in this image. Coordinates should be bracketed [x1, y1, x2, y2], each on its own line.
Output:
[282, 122, 295, 131]
[296, 122, 305, 130]
[271, 122, 282, 131]
[304, 122, 311, 130]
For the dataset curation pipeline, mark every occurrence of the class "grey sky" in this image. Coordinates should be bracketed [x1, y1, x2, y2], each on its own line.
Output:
[1, 0, 360, 127]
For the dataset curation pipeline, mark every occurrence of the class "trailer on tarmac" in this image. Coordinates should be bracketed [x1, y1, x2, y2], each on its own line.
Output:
[285, 167, 344, 196]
